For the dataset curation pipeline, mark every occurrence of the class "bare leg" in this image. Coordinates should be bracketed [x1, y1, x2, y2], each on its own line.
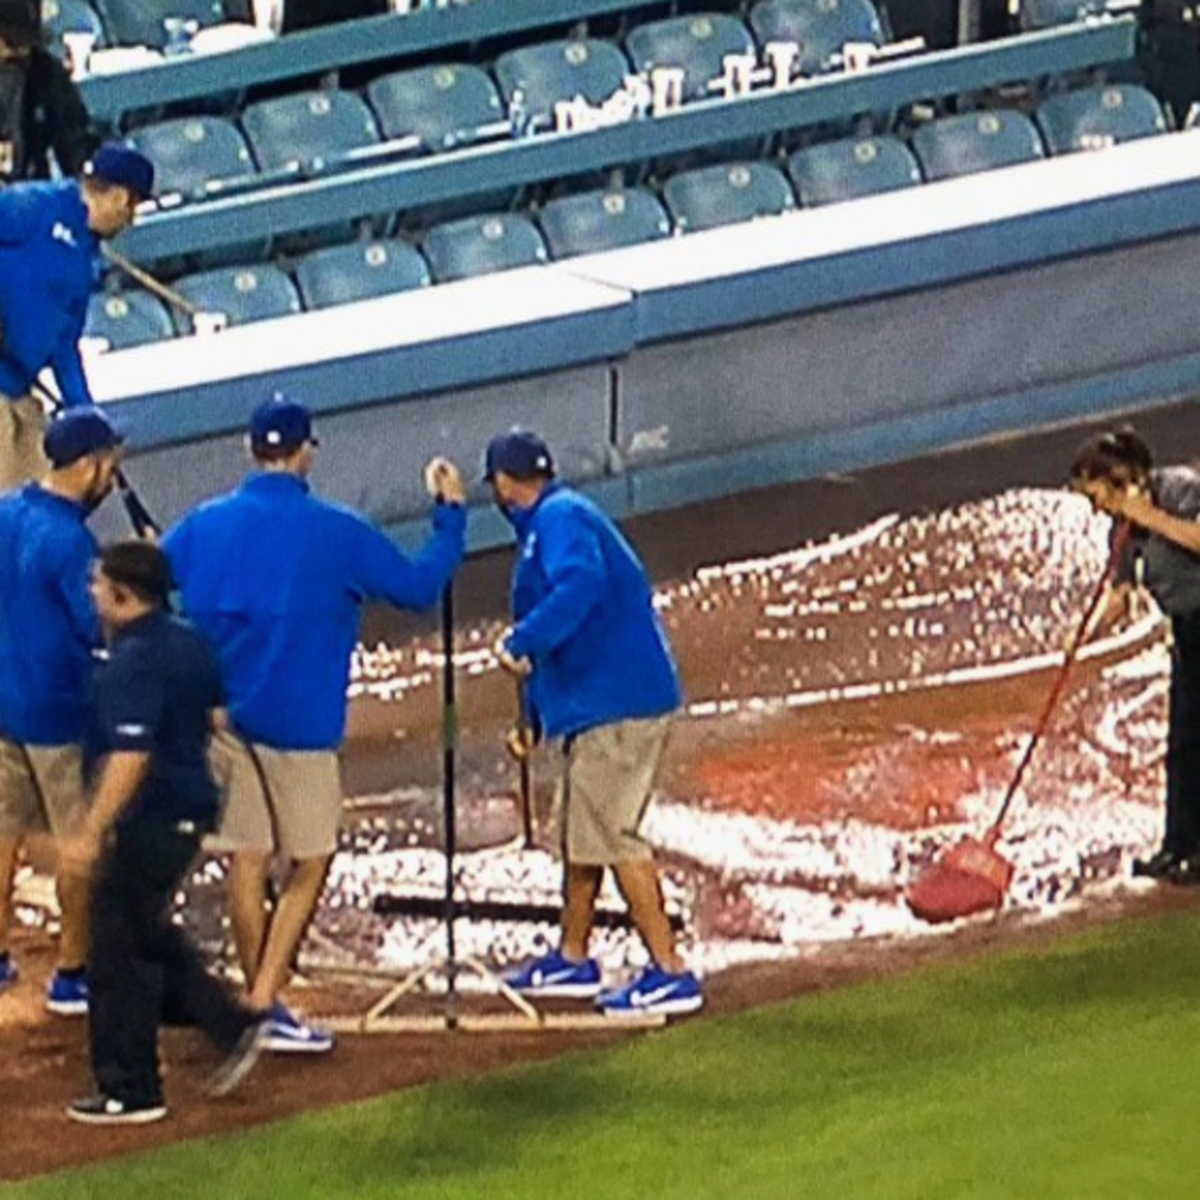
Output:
[0, 836, 21, 956]
[228, 851, 272, 990]
[244, 855, 331, 1011]
[560, 863, 603, 961]
[55, 868, 91, 970]
[613, 860, 684, 973]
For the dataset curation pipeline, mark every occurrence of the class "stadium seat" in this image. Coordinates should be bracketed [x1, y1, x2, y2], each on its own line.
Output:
[42, 0, 107, 59]
[787, 135, 921, 205]
[294, 240, 432, 310]
[663, 161, 796, 232]
[170, 263, 302, 332]
[126, 117, 256, 201]
[93, 0, 226, 50]
[538, 188, 672, 258]
[1019, 0, 1110, 31]
[421, 214, 549, 283]
[84, 291, 175, 351]
[624, 14, 757, 102]
[241, 89, 380, 173]
[1035, 84, 1169, 154]
[493, 39, 633, 128]
[749, 0, 887, 75]
[910, 110, 1046, 181]
[367, 64, 508, 153]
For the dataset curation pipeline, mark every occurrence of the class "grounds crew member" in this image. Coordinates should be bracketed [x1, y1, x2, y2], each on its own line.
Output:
[491, 431, 704, 1017]
[0, 142, 153, 490]
[164, 397, 467, 1052]
[0, 0, 98, 184]
[60, 541, 266, 1126]
[1071, 427, 1200, 886]
[0, 408, 124, 1013]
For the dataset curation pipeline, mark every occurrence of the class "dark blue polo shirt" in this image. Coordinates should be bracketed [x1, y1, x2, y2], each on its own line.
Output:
[84, 611, 224, 827]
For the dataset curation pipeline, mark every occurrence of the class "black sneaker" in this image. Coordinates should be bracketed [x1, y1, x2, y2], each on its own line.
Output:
[1166, 856, 1200, 887]
[1132, 848, 1182, 880]
[209, 1018, 268, 1098]
[67, 1095, 168, 1125]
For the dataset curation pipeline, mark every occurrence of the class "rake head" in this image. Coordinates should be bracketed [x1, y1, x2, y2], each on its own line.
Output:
[905, 835, 1014, 925]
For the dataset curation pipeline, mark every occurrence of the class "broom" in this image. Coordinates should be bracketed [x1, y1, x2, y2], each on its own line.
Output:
[905, 521, 1130, 924]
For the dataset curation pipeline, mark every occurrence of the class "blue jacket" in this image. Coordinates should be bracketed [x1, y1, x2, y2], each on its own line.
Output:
[0, 180, 98, 407]
[0, 485, 101, 744]
[163, 472, 466, 749]
[505, 483, 681, 739]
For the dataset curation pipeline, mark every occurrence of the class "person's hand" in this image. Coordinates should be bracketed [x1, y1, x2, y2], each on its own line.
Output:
[506, 722, 538, 761]
[494, 629, 532, 677]
[424, 457, 466, 505]
[58, 829, 102, 879]
[1111, 486, 1156, 528]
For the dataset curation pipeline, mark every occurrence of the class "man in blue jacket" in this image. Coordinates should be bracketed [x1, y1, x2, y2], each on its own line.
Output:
[0, 142, 153, 490]
[164, 397, 467, 1052]
[0, 407, 125, 1013]
[491, 431, 703, 1018]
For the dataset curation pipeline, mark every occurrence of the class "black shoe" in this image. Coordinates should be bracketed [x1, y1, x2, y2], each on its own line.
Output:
[67, 1094, 168, 1125]
[1166, 856, 1200, 887]
[1132, 849, 1182, 879]
[208, 1018, 268, 1098]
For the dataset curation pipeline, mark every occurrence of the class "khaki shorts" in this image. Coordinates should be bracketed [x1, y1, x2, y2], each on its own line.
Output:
[0, 738, 86, 837]
[206, 730, 343, 860]
[558, 716, 671, 867]
[0, 392, 49, 493]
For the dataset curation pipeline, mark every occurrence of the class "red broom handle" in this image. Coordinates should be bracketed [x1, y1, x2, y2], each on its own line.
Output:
[986, 521, 1131, 841]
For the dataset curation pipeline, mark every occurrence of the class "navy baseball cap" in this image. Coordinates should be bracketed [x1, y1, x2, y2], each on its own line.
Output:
[43, 408, 126, 468]
[84, 144, 156, 201]
[248, 397, 315, 454]
[483, 431, 555, 481]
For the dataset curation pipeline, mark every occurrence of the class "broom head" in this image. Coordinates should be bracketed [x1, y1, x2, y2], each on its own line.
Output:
[905, 836, 1014, 924]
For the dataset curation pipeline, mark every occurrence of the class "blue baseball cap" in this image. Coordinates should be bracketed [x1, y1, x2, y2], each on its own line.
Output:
[248, 397, 315, 454]
[43, 408, 126, 468]
[84, 143, 156, 201]
[483, 431, 555, 481]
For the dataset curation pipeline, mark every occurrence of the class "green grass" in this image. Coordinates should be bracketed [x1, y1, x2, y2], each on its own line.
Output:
[11, 910, 1200, 1200]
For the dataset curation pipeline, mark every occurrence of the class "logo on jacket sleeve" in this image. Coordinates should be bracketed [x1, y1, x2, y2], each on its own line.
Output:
[51, 222, 78, 248]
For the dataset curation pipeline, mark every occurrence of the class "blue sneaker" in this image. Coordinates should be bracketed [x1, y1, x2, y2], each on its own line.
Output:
[597, 965, 704, 1018]
[0, 957, 17, 992]
[262, 1003, 335, 1054]
[46, 971, 89, 1016]
[505, 950, 602, 999]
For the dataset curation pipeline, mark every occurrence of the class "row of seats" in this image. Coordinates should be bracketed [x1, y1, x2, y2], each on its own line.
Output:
[122, 3, 891, 198]
[87, 81, 1172, 352]
[45, 0, 231, 53]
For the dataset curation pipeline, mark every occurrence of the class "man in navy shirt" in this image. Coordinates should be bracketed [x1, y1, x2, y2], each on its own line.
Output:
[164, 397, 467, 1052]
[60, 542, 265, 1125]
[489, 432, 703, 1018]
[0, 142, 154, 490]
[0, 407, 124, 1014]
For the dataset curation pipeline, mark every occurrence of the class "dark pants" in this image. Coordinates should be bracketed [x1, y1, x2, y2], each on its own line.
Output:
[89, 821, 254, 1106]
[1165, 612, 1200, 857]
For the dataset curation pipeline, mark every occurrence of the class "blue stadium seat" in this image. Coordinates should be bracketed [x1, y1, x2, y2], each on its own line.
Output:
[126, 117, 255, 201]
[294, 240, 432, 310]
[1035, 84, 1169, 154]
[367, 64, 508, 153]
[93, 0, 226, 49]
[42, 0, 107, 59]
[663, 161, 796, 232]
[1019, 0, 1110, 31]
[787, 135, 921, 205]
[422, 214, 549, 283]
[538, 188, 672, 258]
[241, 89, 380, 173]
[170, 263, 302, 332]
[911, 110, 1046, 181]
[624, 14, 757, 102]
[749, 0, 886, 75]
[493, 40, 633, 127]
[85, 291, 175, 351]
